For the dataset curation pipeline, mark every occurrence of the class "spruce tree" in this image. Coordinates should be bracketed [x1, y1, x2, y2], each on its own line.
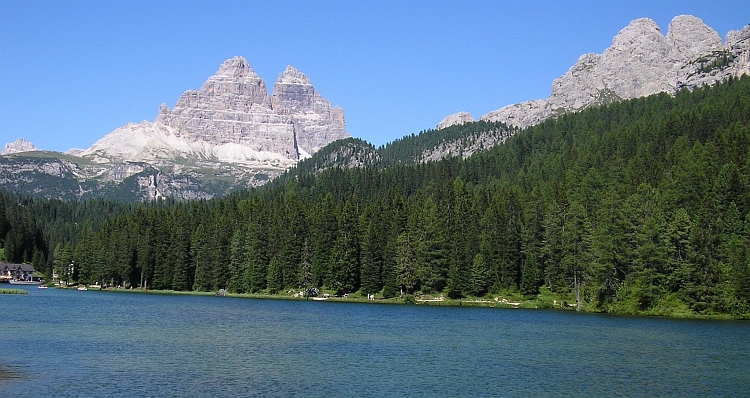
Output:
[192, 223, 218, 292]
[469, 253, 490, 297]
[396, 231, 419, 295]
[228, 228, 247, 293]
[329, 200, 360, 295]
[267, 256, 282, 294]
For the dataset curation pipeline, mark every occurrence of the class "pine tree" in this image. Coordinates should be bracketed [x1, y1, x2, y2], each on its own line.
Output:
[53, 242, 73, 286]
[329, 200, 360, 295]
[170, 223, 191, 291]
[359, 205, 384, 296]
[469, 253, 490, 297]
[309, 194, 337, 288]
[0, 192, 7, 247]
[418, 198, 448, 293]
[246, 205, 270, 293]
[267, 256, 282, 294]
[228, 228, 248, 293]
[446, 261, 462, 299]
[396, 231, 419, 295]
[279, 194, 305, 289]
[543, 201, 566, 292]
[299, 239, 313, 296]
[191, 224, 214, 292]
[520, 197, 544, 297]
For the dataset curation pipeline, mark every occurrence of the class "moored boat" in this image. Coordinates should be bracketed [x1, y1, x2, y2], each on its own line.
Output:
[9, 279, 42, 285]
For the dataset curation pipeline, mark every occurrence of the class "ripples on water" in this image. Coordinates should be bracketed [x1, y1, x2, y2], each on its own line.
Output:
[1, 286, 748, 397]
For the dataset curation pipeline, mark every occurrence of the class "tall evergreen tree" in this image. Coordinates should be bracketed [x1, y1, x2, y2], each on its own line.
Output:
[359, 205, 384, 296]
[228, 228, 248, 293]
[469, 253, 490, 297]
[191, 223, 213, 291]
[329, 200, 360, 295]
[267, 256, 283, 294]
[396, 231, 419, 295]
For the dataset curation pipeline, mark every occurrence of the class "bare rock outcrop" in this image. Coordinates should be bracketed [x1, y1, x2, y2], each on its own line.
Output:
[436, 111, 474, 130]
[480, 15, 750, 129]
[1, 138, 37, 155]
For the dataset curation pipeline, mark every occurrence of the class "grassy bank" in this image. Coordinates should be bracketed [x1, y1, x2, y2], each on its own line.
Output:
[0, 288, 28, 294]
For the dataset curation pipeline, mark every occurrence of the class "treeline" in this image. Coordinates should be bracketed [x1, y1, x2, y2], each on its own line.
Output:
[3, 76, 750, 316]
[377, 120, 515, 165]
[277, 120, 514, 183]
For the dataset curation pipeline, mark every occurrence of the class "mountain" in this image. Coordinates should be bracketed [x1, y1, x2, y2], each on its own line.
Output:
[4, 15, 750, 201]
[0, 57, 348, 200]
[439, 15, 750, 130]
[1, 138, 37, 155]
[85, 57, 347, 163]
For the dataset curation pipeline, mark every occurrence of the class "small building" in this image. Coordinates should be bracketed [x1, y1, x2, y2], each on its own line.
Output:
[0, 263, 36, 282]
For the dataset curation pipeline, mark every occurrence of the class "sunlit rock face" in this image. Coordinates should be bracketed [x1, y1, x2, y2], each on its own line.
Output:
[1, 138, 36, 155]
[436, 111, 474, 130]
[85, 56, 349, 164]
[0, 57, 351, 200]
[479, 15, 750, 129]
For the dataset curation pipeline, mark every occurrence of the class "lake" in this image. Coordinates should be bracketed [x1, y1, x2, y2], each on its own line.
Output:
[1, 285, 748, 397]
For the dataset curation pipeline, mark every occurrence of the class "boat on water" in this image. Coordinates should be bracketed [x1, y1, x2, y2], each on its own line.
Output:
[77, 286, 87, 291]
[9, 279, 42, 285]
[38, 284, 48, 289]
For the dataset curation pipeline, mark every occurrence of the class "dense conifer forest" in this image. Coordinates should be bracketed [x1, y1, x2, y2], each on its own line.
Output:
[3, 76, 750, 317]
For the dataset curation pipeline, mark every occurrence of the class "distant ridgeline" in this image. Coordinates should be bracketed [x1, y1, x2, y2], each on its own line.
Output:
[3, 76, 750, 317]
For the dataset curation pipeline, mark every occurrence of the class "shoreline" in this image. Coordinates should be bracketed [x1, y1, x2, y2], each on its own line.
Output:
[82, 286, 743, 320]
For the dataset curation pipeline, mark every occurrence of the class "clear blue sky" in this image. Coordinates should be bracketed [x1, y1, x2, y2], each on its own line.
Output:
[1, 0, 748, 152]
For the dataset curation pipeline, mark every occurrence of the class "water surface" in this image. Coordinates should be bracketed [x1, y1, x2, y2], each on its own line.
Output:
[1, 286, 748, 397]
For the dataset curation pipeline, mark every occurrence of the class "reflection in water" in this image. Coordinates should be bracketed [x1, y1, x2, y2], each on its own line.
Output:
[0, 365, 25, 382]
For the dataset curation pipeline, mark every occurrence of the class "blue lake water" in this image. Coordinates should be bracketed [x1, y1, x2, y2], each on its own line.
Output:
[1, 285, 748, 397]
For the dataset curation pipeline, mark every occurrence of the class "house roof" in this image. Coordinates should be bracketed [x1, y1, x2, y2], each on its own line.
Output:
[0, 263, 36, 272]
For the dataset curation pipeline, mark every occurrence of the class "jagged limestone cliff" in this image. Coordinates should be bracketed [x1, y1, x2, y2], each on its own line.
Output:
[476, 15, 750, 129]
[1, 57, 349, 200]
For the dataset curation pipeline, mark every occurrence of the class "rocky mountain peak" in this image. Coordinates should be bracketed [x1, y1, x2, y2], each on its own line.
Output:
[667, 15, 722, 58]
[193, 57, 268, 107]
[87, 57, 348, 171]
[1, 138, 36, 155]
[478, 15, 750, 130]
[215, 56, 259, 79]
[616, 17, 662, 39]
[277, 65, 311, 85]
[437, 112, 474, 130]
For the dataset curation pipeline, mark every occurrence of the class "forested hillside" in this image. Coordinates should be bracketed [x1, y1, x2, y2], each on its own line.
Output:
[3, 76, 750, 317]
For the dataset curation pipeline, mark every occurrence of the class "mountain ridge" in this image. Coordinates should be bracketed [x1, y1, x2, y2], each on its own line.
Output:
[0, 57, 349, 200]
[439, 15, 750, 130]
[4, 15, 750, 201]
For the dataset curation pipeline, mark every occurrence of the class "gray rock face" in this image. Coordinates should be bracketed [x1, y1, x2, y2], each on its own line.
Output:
[480, 15, 750, 128]
[436, 111, 474, 130]
[0, 57, 351, 201]
[56, 56, 351, 199]
[1, 138, 36, 155]
[272, 66, 348, 156]
[149, 57, 348, 161]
